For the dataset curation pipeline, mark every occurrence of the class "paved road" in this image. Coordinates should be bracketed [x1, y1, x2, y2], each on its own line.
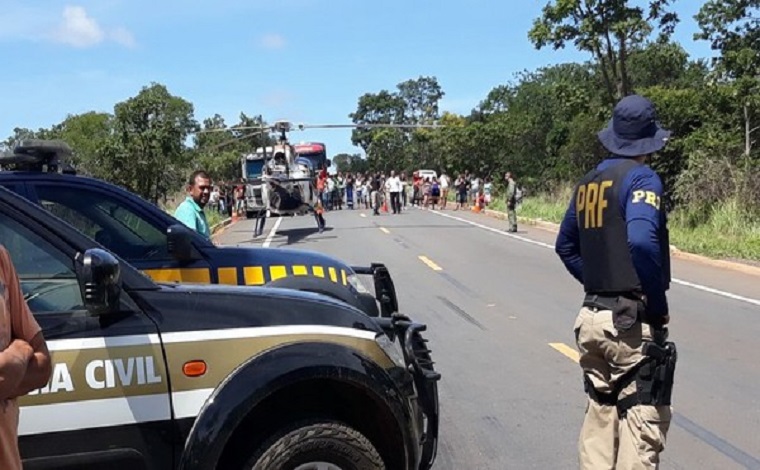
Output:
[216, 205, 760, 470]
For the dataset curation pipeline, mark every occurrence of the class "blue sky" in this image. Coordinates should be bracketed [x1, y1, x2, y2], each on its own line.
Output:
[1, 0, 715, 158]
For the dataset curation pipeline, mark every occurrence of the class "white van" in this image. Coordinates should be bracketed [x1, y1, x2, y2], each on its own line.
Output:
[417, 169, 437, 180]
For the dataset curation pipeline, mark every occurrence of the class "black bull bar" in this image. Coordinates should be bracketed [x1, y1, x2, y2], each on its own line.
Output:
[352, 263, 441, 470]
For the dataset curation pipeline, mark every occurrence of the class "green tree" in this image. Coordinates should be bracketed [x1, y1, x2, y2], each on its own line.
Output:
[695, 0, 760, 159]
[191, 114, 242, 183]
[528, 0, 679, 102]
[349, 91, 406, 153]
[52, 112, 115, 174]
[332, 153, 369, 174]
[108, 82, 198, 203]
[396, 76, 445, 124]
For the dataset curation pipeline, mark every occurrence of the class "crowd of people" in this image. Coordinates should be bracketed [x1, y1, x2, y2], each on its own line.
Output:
[315, 168, 520, 223]
[167, 166, 524, 243]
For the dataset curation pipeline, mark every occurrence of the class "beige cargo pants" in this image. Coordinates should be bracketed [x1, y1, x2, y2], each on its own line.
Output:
[573, 306, 672, 469]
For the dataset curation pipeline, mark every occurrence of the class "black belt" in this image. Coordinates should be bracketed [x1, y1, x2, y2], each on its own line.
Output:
[583, 293, 643, 309]
[583, 293, 651, 327]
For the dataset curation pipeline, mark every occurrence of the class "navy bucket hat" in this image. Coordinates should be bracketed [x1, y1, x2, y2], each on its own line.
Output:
[598, 95, 671, 157]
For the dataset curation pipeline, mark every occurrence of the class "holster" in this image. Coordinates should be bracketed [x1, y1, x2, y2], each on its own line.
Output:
[583, 293, 645, 331]
[616, 338, 677, 417]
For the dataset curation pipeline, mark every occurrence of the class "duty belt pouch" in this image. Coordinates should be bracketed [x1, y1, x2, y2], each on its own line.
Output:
[611, 296, 640, 332]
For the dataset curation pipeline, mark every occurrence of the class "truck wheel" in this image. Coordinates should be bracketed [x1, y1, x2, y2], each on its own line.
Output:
[264, 276, 380, 317]
[244, 421, 385, 470]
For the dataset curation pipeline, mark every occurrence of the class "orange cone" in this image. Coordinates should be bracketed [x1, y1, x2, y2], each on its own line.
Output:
[383, 200, 388, 212]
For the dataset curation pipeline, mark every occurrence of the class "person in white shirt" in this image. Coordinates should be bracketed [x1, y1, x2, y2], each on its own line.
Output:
[470, 176, 480, 205]
[483, 177, 493, 206]
[209, 187, 221, 213]
[439, 173, 450, 210]
[386, 170, 402, 214]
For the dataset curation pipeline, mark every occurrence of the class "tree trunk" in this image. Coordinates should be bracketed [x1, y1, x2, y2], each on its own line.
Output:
[602, 32, 621, 100]
[591, 43, 616, 105]
[745, 103, 751, 160]
[617, 32, 630, 97]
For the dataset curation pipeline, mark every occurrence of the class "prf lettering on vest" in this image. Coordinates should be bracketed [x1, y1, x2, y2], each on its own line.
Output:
[632, 190, 661, 210]
[576, 180, 613, 229]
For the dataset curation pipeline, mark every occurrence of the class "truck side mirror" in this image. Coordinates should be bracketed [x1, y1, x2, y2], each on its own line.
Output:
[326, 159, 332, 168]
[77, 248, 121, 316]
[167, 224, 202, 262]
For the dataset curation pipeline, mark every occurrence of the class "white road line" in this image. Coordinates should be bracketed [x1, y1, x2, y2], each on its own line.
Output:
[430, 209, 554, 249]
[427, 209, 760, 308]
[670, 279, 760, 307]
[262, 217, 282, 248]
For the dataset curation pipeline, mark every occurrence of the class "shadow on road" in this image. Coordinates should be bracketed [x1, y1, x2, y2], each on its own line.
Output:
[276, 227, 334, 246]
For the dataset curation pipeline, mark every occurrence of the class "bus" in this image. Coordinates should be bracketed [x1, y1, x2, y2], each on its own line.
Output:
[294, 142, 331, 172]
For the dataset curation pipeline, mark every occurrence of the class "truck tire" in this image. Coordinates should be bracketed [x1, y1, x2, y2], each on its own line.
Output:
[244, 421, 385, 470]
[264, 276, 380, 317]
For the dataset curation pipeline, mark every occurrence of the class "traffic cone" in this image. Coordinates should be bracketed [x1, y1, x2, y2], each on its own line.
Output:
[382, 200, 388, 213]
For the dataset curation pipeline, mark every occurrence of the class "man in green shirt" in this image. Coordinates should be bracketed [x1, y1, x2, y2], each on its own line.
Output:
[504, 171, 518, 233]
[174, 170, 212, 240]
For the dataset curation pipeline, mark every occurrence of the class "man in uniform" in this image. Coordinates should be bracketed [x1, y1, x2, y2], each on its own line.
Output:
[504, 171, 518, 232]
[175, 170, 212, 240]
[555, 95, 677, 469]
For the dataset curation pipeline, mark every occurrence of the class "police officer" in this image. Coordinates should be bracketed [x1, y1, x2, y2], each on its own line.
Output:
[504, 171, 518, 232]
[555, 95, 676, 470]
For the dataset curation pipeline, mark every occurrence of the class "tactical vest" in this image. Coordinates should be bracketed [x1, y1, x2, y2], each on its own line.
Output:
[575, 159, 670, 295]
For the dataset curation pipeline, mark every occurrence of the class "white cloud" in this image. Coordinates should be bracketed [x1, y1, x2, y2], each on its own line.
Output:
[28, 5, 138, 48]
[260, 89, 294, 108]
[53, 5, 104, 47]
[110, 26, 136, 48]
[259, 33, 286, 50]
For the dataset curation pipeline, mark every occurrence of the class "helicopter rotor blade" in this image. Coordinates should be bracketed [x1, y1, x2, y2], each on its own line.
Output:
[299, 123, 444, 130]
[194, 125, 273, 134]
[205, 129, 271, 151]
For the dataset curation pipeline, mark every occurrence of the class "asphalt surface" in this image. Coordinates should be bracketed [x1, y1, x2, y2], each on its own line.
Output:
[216, 204, 760, 470]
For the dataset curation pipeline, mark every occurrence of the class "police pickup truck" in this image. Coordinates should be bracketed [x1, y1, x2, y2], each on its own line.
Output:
[0, 169, 440, 468]
[0, 140, 387, 318]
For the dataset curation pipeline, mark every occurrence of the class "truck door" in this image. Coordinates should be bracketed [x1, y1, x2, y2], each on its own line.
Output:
[28, 181, 214, 284]
[0, 209, 173, 469]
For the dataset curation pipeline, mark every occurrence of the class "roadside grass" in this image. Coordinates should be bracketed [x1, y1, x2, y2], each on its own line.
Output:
[486, 188, 760, 262]
[667, 200, 760, 262]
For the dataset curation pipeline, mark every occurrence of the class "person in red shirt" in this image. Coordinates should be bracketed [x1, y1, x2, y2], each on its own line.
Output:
[0, 245, 52, 470]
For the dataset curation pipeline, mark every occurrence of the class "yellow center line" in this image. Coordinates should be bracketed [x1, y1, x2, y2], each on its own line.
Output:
[549, 342, 580, 363]
[379, 227, 390, 234]
[418, 255, 443, 271]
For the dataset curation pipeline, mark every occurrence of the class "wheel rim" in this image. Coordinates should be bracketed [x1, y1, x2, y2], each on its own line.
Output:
[293, 463, 344, 470]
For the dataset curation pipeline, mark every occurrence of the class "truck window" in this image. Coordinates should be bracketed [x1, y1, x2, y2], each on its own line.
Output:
[245, 160, 265, 179]
[34, 185, 171, 262]
[0, 213, 84, 315]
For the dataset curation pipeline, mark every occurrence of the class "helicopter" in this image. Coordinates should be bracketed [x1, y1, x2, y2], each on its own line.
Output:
[199, 120, 445, 239]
